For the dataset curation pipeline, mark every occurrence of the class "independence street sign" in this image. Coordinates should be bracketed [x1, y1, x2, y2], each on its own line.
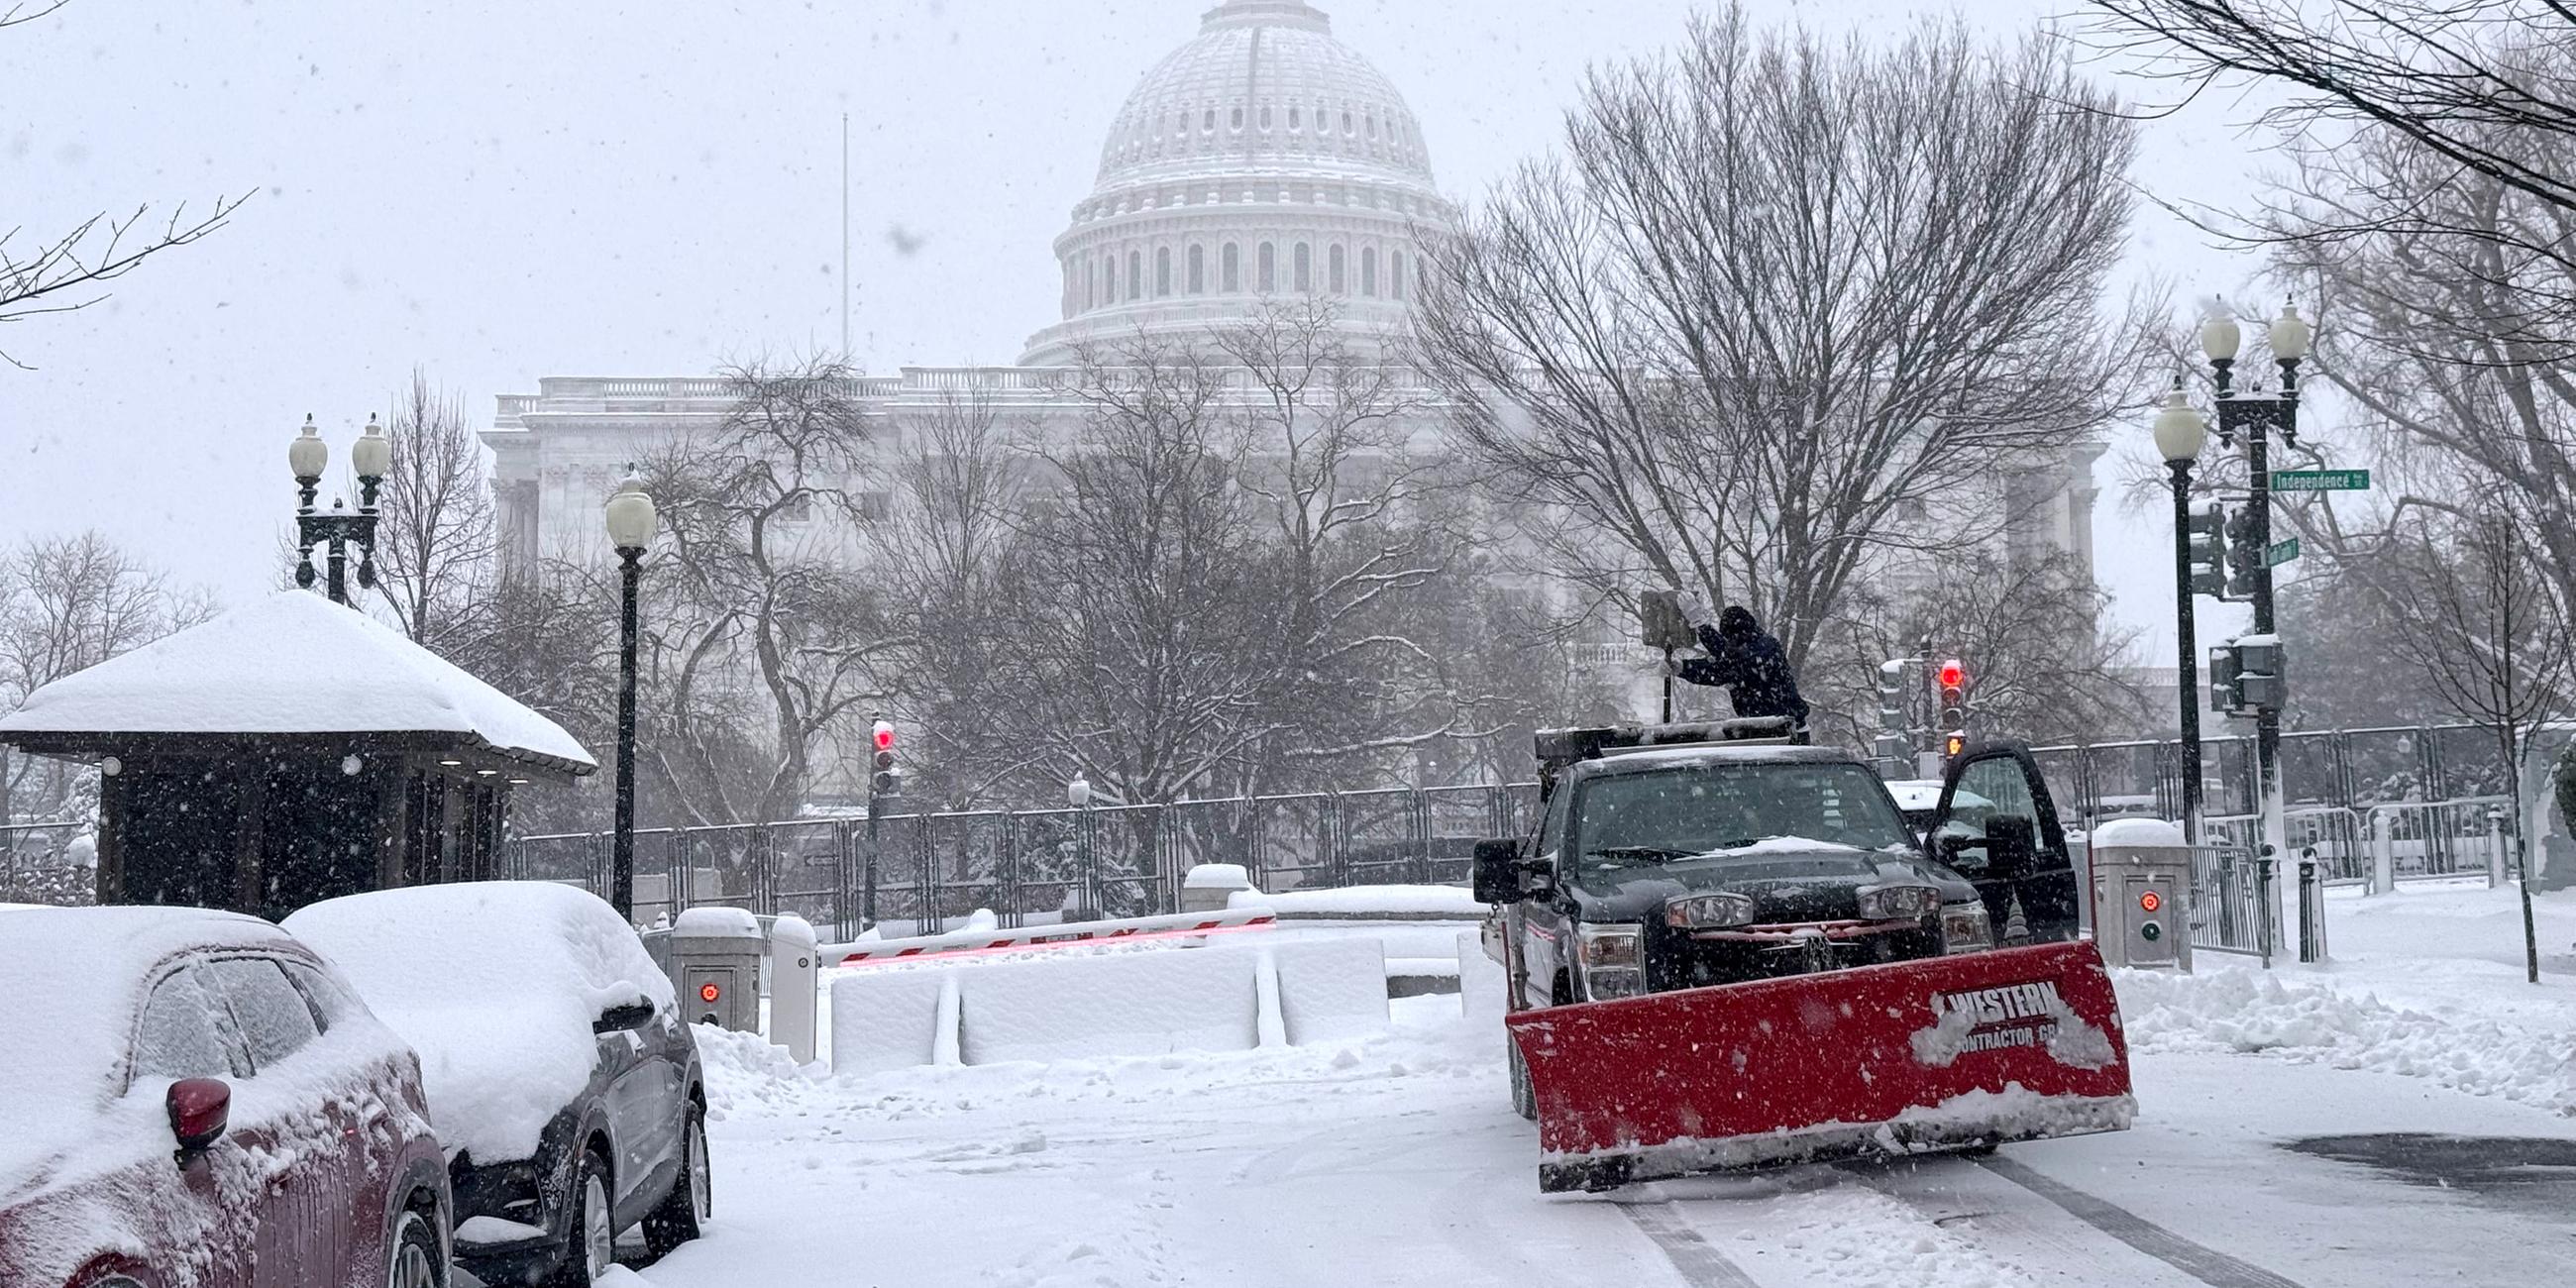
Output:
[2272, 469, 2371, 491]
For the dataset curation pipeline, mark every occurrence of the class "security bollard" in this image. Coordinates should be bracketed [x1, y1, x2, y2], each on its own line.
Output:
[667, 906, 765, 1031]
[2298, 856, 2328, 963]
[2085, 820, 2192, 972]
[769, 913, 818, 1064]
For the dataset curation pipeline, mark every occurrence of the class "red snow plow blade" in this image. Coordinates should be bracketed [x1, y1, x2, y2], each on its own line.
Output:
[1507, 939, 2135, 1193]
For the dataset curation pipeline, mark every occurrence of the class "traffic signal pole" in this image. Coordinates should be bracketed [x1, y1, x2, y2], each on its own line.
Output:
[2168, 461, 2204, 846]
[2216, 357, 2295, 954]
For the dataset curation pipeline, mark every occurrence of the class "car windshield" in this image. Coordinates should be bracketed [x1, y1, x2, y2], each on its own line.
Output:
[1571, 761, 1915, 871]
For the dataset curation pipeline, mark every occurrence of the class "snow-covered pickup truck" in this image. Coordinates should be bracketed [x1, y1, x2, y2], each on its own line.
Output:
[1474, 721, 2130, 1190]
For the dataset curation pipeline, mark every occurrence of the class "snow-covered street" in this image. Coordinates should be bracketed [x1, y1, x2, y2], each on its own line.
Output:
[614, 881, 2576, 1288]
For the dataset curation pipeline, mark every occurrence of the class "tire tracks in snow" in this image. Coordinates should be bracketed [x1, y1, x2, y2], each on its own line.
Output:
[1968, 1155, 2307, 1288]
[1618, 1201, 1765, 1287]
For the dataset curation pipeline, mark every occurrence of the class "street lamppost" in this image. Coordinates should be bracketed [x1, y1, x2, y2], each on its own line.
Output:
[602, 472, 659, 921]
[2153, 385, 2210, 844]
[2193, 301, 2311, 938]
[287, 413, 392, 605]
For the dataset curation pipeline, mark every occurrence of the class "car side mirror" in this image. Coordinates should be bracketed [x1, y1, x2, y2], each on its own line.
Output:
[1472, 838, 1523, 904]
[593, 1001, 658, 1034]
[166, 1078, 230, 1156]
[1986, 815, 2037, 876]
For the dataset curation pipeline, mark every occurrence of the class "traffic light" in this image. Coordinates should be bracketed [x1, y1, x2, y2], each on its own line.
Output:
[1872, 659, 1909, 765]
[2209, 636, 2287, 716]
[2224, 504, 2263, 599]
[2206, 643, 2240, 713]
[1935, 658, 1968, 759]
[2185, 501, 2229, 597]
[870, 717, 902, 799]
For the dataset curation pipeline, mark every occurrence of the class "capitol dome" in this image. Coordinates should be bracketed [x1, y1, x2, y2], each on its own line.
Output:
[1020, 0, 1457, 366]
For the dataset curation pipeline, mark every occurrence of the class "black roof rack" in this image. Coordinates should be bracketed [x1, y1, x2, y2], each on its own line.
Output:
[1532, 717, 1800, 792]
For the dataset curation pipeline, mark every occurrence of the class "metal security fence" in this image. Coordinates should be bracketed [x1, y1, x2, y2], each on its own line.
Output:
[502, 783, 1540, 936]
[2186, 844, 2275, 963]
[2033, 723, 2524, 828]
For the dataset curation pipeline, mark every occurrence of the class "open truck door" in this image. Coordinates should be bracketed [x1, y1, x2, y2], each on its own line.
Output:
[1927, 740, 2083, 944]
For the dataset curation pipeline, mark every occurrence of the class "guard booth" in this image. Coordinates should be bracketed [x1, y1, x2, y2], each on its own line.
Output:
[0, 591, 594, 919]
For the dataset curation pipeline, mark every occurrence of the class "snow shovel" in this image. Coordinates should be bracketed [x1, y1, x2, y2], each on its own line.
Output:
[1506, 938, 2135, 1193]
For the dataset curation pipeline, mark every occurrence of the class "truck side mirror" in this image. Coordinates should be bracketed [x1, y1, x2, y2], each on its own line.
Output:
[1473, 838, 1524, 904]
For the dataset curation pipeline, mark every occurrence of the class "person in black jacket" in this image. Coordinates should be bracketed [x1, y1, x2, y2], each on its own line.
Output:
[1672, 605, 1810, 727]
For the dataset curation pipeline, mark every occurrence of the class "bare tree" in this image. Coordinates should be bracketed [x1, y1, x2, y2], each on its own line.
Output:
[0, 3, 251, 369]
[641, 356, 909, 825]
[1812, 550, 2152, 751]
[2084, 1, 2576, 220]
[1413, 8, 2146, 666]
[374, 371, 497, 649]
[2349, 497, 2567, 981]
[0, 531, 216, 820]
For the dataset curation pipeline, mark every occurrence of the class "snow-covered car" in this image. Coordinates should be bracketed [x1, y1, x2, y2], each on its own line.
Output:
[0, 906, 452, 1288]
[284, 883, 708, 1284]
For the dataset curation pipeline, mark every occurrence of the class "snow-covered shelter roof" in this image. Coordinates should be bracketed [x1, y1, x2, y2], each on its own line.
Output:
[0, 590, 594, 776]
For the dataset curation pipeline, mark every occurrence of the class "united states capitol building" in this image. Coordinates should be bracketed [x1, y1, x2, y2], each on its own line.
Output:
[485, 0, 2101, 670]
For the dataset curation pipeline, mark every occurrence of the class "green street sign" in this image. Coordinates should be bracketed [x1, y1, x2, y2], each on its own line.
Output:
[2266, 537, 2301, 568]
[2273, 469, 2371, 491]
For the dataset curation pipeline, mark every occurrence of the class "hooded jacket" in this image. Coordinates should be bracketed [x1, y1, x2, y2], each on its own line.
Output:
[1676, 606, 1810, 723]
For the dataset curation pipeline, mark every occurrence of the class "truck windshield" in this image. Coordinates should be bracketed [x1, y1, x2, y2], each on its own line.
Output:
[1572, 761, 1915, 871]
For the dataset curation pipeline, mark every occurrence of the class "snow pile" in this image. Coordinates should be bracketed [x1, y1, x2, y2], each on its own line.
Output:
[2116, 966, 2576, 1116]
[0, 590, 592, 769]
[689, 1021, 824, 1122]
[1181, 862, 1252, 890]
[284, 882, 677, 1162]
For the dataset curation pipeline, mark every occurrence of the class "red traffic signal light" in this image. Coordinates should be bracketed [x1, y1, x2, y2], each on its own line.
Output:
[872, 720, 896, 752]
[1936, 660, 1965, 690]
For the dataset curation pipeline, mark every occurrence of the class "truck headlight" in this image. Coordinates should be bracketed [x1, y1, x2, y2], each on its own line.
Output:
[1577, 924, 1646, 1000]
[1664, 891, 1757, 929]
[1941, 902, 1993, 953]
[1859, 884, 1941, 921]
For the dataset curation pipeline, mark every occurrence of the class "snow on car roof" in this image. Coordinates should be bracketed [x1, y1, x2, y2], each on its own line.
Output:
[0, 906, 292, 1187]
[0, 590, 593, 772]
[283, 881, 674, 1163]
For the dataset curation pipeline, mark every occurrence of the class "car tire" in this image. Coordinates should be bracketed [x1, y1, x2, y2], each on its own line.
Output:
[1508, 1033, 1537, 1122]
[389, 1206, 445, 1288]
[642, 1106, 710, 1254]
[548, 1150, 615, 1286]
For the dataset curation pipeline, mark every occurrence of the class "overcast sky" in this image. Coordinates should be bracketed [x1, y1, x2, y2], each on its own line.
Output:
[0, 0, 2291, 658]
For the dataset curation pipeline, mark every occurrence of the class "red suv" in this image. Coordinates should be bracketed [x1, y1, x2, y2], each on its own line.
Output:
[0, 906, 453, 1288]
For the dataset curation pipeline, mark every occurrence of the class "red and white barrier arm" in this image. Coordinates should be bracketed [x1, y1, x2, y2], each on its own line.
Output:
[826, 906, 1277, 966]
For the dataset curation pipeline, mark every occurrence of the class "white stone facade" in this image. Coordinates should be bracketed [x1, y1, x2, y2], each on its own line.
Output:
[484, 0, 2105, 696]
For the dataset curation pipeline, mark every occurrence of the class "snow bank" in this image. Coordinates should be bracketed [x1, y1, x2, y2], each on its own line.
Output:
[2116, 966, 2576, 1116]
[1231, 883, 1484, 917]
[1182, 862, 1252, 890]
[832, 969, 951, 1075]
[284, 882, 676, 1162]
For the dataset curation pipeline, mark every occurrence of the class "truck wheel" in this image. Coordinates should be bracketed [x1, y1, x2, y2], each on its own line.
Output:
[1508, 1034, 1537, 1121]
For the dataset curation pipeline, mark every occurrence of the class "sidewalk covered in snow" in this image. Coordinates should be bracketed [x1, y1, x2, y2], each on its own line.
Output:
[0, 590, 593, 916]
